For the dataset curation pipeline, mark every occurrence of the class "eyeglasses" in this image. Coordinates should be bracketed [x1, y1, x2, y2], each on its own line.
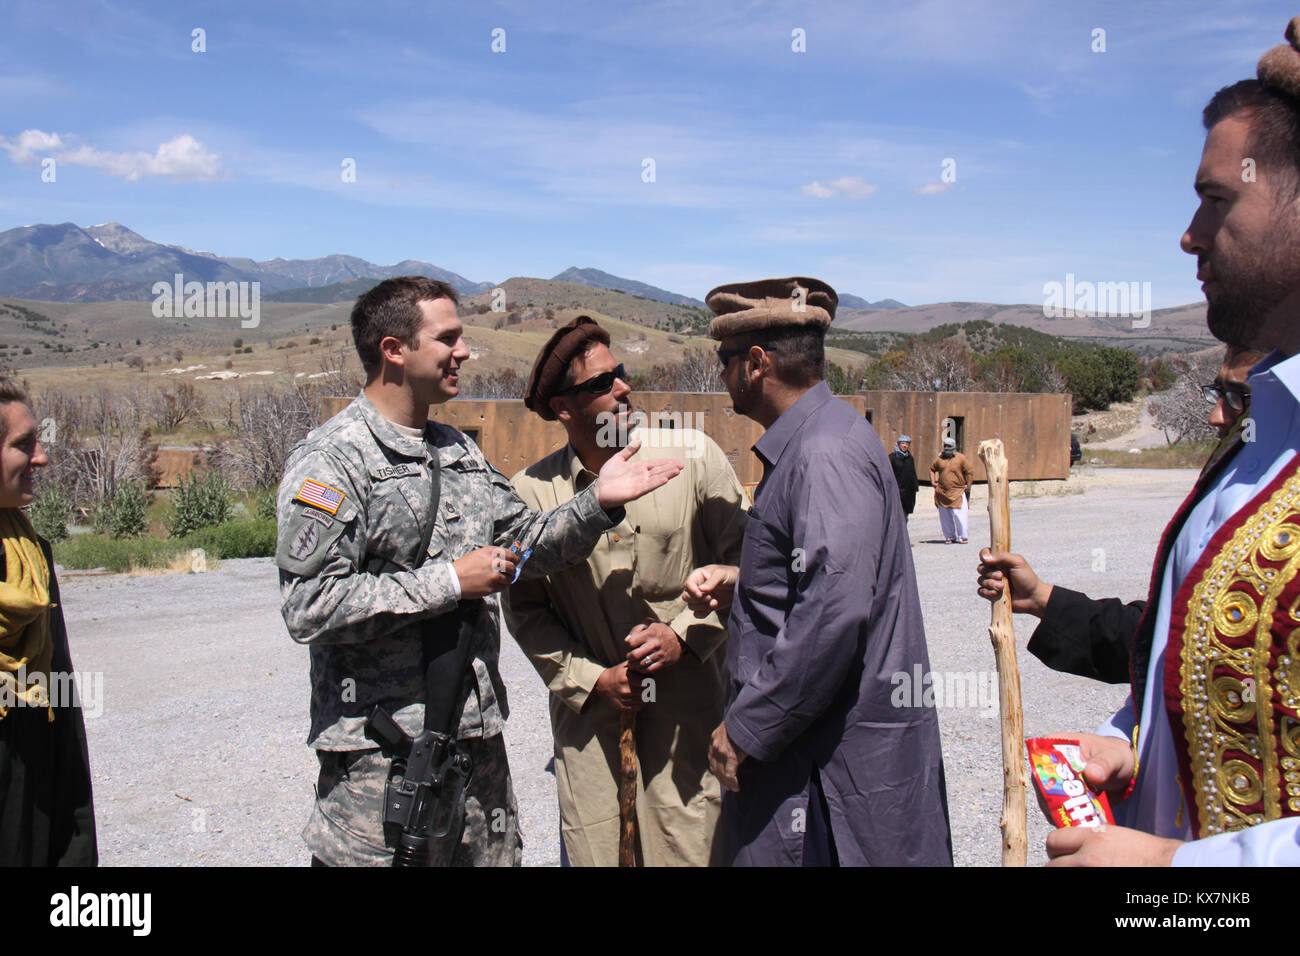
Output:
[1200, 382, 1248, 413]
[556, 364, 628, 397]
[716, 347, 749, 369]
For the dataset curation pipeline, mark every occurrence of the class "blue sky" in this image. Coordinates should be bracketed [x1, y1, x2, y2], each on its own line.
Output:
[0, 0, 1293, 307]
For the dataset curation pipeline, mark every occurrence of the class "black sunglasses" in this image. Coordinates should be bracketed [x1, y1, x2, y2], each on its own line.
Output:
[557, 363, 627, 397]
[716, 347, 749, 369]
[1200, 383, 1248, 413]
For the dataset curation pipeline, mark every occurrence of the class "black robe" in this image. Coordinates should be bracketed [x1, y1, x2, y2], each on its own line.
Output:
[888, 449, 918, 516]
[0, 536, 98, 866]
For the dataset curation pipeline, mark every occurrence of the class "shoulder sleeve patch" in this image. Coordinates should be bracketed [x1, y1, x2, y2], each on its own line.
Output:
[294, 478, 346, 515]
[276, 498, 357, 576]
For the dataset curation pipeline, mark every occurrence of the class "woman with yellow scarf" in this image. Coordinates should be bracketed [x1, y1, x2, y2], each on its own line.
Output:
[0, 381, 96, 866]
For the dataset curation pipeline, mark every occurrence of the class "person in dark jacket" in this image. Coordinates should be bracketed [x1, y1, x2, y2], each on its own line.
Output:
[0, 380, 97, 866]
[888, 434, 919, 522]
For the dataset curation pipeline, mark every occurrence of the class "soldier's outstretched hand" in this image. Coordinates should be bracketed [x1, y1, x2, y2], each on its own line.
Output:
[593, 438, 682, 508]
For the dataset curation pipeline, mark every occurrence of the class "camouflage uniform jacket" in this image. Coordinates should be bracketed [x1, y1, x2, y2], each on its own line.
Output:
[276, 391, 620, 751]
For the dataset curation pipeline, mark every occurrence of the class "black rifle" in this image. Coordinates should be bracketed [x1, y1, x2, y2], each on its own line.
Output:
[365, 599, 479, 867]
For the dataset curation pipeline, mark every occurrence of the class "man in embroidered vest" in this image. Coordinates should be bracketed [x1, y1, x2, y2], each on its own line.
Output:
[1046, 21, 1300, 866]
[0, 379, 97, 866]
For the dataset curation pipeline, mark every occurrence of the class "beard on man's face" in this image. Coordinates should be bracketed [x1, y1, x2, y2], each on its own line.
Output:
[1206, 206, 1300, 349]
[1207, 286, 1274, 349]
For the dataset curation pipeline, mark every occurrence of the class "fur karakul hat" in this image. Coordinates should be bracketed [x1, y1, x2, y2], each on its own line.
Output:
[1258, 16, 1300, 99]
[705, 277, 837, 340]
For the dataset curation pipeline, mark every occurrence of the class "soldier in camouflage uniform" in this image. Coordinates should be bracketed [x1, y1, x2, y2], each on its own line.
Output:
[276, 276, 682, 866]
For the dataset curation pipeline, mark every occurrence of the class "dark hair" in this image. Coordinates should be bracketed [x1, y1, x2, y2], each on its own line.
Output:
[732, 326, 824, 387]
[350, 276, 459, 375]
[1203, 79, 1300, 203]
[0, 378, 31, 443]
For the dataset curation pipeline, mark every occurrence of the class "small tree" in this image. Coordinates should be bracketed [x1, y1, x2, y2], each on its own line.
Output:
[1150, 355, 1217, 445]
[826, 361, 865, 395]
[255, 486, 278, 521]
[150, 383, 202, 431]
[167, 471, 232, 537]
[29, 478, 73, 542]
[94, 481, 149, 538]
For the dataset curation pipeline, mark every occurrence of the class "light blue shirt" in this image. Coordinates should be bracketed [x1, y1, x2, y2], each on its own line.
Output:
[1099, 349, 1300, 865]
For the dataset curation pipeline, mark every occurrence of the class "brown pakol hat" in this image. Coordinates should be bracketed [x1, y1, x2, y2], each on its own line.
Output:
[1258, 17, 1300, 99]
[705, 276, 837, 340]
[524, 315, 611, 421]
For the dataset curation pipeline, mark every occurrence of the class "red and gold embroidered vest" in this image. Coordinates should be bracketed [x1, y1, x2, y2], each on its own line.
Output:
[1165, 453, 1300, 837]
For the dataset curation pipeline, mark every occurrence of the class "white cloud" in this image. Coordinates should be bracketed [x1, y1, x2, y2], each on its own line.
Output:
[0, 129, 223, 181]
[800, 176, 878, 199]
[916, 182, 953, 195]
[0, 129, 63, 164]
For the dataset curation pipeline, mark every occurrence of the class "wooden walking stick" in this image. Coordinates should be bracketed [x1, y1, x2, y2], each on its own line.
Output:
[618, 710, 638, 867]
[976, 438, 1027, 867]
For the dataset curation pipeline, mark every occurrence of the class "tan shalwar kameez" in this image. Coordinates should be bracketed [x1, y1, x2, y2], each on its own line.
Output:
[506, 428, 746, 866]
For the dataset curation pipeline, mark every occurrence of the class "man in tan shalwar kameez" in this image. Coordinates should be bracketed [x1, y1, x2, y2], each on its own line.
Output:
[506, 317, 747, 866]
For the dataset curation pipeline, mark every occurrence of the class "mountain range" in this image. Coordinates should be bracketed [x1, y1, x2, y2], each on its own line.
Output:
[0, 222, 900, 310]
[0, 222, 493, 302]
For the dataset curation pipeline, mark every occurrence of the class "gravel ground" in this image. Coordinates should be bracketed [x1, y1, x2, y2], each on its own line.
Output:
[59, 464, 1195, 867]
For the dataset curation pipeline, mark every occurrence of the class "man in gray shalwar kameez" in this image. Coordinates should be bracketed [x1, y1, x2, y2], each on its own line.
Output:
[695, 277, 952, 866]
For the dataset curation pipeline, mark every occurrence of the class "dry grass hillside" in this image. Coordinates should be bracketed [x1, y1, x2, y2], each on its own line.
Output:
[1, 291, 869, 402]
[833, 300, 1213, 354]
[460, 277, 712, 333]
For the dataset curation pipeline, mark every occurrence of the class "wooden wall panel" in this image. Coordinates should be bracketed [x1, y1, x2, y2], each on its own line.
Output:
[320, 389, 1070, 485]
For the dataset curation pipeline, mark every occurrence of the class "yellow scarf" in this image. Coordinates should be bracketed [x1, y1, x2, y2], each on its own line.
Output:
[0, 508, 52, 721]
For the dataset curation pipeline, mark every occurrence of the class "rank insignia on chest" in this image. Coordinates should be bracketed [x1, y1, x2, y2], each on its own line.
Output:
[295, 478, 345, 515]
[288, 521, 321, 561]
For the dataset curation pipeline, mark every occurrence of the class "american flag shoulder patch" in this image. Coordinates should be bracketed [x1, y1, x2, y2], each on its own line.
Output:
[295, 478, 346, 515]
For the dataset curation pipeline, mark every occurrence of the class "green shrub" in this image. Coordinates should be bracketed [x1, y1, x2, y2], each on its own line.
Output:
[1054, 345, 1140, 411]
[51, 518, 277, 573]
[254, 486, 278, 521]
[825, 361, 864, 395]
[93, 481, 149, 538]
[167, 471, 233, 538]
[29, 480, 73, 543]
[54, 534, 189, 573]
[182, 518, 276, 559]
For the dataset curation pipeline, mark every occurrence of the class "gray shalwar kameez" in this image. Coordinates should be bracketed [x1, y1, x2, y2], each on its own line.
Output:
[721, 383, 952, 866]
